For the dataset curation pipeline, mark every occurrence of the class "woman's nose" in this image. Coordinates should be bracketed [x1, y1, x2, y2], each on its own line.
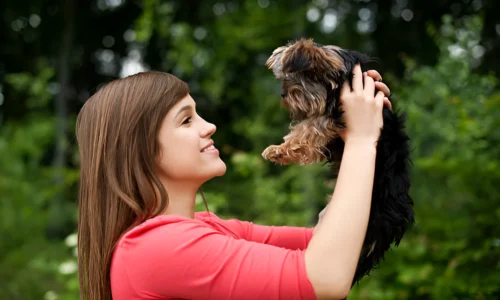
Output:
[201, 121, 216, 137]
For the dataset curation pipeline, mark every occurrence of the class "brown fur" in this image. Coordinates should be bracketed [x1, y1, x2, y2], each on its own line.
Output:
[263, 38, 344, 164]
[262, 116, 338, 165]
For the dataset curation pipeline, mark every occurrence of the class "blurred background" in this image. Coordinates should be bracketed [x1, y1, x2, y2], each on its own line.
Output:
[1, 0, 499, 299]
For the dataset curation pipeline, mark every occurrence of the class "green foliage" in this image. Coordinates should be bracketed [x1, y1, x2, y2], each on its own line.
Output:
[4, 60, 55, 110]
[0, 64, 78, 299]
[349, 15, 500, 299]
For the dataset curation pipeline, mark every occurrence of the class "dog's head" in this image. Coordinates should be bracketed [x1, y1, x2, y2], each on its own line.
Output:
[266, 38, 370, 121]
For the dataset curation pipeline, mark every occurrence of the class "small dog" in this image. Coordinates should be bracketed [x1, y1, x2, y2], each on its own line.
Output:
[262, 39, 415, 286]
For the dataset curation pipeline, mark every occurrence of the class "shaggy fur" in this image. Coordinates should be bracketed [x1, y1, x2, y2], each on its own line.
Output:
[262, 38, 415, 286]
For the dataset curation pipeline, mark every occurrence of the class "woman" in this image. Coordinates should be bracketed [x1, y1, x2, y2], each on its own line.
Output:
[76, 64, 391, 300]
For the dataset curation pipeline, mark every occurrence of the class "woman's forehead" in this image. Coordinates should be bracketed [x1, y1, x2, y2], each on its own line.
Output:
[166, 95, 195, 119]
[175, 95, 195, 109]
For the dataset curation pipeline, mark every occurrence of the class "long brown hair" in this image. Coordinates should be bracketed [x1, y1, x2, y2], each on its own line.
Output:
[76, 71, 194, 300]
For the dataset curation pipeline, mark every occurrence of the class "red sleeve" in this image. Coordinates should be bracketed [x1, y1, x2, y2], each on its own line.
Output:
[203, 213, 314, 250]
[244, 222, 314, 250]
[116, 217, 317, 300]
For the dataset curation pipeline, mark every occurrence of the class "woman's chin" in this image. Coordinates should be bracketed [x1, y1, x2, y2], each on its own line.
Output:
[203, 161, 227, 181]
[213, 161, 227, 177]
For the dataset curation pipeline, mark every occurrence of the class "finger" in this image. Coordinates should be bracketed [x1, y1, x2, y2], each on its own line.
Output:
[374, 81, 391, 97]
[383, 97, 392, 111]
[352, 64, 363, 93]
[340, 81, 352, 107]
[340, 80, 351, 96]
[375, 90, 385, 108]
[366, 70, 382, 82]
[364, 72, 375, 99]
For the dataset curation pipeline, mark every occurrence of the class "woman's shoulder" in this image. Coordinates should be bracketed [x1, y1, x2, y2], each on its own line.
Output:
[116, 212, 218, 248]
[194, 210, 219, 220]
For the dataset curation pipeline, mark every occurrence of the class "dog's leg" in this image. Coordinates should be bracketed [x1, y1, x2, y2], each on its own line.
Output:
[262, 116, 336, 165]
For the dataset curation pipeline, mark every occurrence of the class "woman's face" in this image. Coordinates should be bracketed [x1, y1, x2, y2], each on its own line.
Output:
[156, 95, 226, 185]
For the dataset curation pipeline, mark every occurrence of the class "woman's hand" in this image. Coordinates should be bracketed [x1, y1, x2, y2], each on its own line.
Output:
[337, 65, 391, 144]
[366, 69, 392, 111]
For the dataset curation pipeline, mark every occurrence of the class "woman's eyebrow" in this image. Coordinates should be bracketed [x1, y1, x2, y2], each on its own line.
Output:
[174, 105, 193, 118]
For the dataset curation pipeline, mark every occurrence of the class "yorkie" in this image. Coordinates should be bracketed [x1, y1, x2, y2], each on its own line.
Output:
[262, 39, 415, 286]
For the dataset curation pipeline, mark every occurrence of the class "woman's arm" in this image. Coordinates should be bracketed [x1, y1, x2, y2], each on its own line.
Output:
[227, 218, 315, 250]
[196, 212, 314, 250]
[305, 141, 377, 299]
[304, 65, 387, 299]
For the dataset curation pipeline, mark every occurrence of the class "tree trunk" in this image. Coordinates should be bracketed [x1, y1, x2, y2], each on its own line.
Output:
[48, 0, 76, 238]
[53, 0, 75, 173]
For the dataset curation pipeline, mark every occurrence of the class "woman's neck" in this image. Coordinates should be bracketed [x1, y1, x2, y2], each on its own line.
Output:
[159, 180, 199, 219]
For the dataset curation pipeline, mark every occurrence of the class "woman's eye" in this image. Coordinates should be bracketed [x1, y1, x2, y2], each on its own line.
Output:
[182, 117, 192, 125]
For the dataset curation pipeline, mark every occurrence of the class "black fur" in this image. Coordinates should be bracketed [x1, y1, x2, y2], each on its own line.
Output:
[324, 51, 415, 286]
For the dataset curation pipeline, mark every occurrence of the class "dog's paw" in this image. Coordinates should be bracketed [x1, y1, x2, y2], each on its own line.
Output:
[262, 145, 291, 165]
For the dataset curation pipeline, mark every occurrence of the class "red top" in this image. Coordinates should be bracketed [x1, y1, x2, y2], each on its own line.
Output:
[110, 211, 317, 300]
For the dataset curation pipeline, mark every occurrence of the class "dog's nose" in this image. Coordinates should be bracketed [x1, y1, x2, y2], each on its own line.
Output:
[281, 92, 286, 98]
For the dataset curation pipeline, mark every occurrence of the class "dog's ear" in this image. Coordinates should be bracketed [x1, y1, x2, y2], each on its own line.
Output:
[281, 38, 344, 75]
[265, 46, 288, 79]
